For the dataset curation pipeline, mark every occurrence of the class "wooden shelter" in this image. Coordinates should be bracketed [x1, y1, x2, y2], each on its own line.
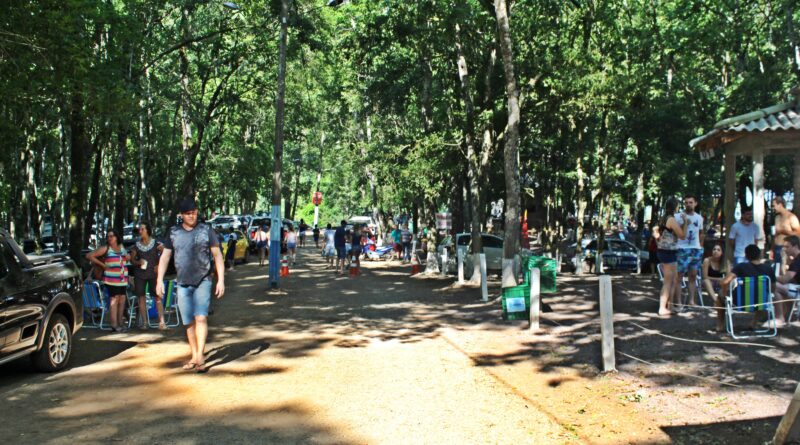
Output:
[689, 87, 800, 264]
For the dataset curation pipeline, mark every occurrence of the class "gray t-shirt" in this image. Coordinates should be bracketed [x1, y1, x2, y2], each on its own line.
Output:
[164, 223, 219, 286]
[728, 221, 760, 258]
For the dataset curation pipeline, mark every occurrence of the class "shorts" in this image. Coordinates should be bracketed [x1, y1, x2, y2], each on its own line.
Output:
[256, 241, 267, 249]
[323, 244, 335, 257]
[657, 249, 677, 264]
[394, 243, 403, 253]
[313, 234, 320, 242]
[351, 246, 363, 255]
[106, 284, 128, 297]
[787, 283, 800, 299]
[134, 276, 158, 298]
[177, 279, 212, 325]
[336, 245, 347, 259]
[677, 248, 703, 273]
[774, 246, 783, 261]
[287, 243, 296, 250]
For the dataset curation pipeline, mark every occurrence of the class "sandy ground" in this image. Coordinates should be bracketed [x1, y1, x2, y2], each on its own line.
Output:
[0, 248, 796, 444]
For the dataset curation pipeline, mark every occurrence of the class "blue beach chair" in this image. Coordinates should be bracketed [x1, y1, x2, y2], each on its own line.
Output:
[725, 275, 776, 339]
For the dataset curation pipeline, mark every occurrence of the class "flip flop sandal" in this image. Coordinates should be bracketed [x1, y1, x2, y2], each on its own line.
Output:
[182, 362, 197, 371]
[195, 363, 208, 373]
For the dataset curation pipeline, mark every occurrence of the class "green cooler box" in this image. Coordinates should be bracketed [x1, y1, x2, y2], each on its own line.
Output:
[526, 256, 557, 293]
[502, 284, 530, 320]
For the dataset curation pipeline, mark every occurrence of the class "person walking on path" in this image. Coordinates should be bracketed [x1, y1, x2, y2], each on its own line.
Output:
[771, 197, 800, 272]
[225, 230, 237, 271]
[334, 220, 347, 275]
[675, 195, 704, 306]
[256, 224, 269, 267]
[156, 197, 225, 373]
[351, 225, 363, 270]
[130, 222, 165, 330]
[323, 223, 336, 268]
[86, 229, 130, 332]
[655, 198, 688, 316]
[298, 219, 309, 248]
[312, 224, 321, 249]
[728, 209, 763, 265]
[390, 226, 402, 261]
[286, 225, 298, 265]
[400, 225, 413, 263]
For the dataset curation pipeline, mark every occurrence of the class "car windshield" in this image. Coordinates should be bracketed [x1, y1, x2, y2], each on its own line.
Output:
[215, 217, 233, 223]
[251, 218, 268, 227]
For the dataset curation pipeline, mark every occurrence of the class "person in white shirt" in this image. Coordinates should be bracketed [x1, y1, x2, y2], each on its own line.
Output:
[675, 195, 704, 306]
[728, 209, 763, 265]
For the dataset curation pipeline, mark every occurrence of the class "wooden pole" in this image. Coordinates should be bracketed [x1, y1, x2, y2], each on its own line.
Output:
[724, 152, 737, 268]
[480, 253, 488, 301]
[753, 149, 766, 249]
[529, 268, 540, 331]
[599, 275, 616, 372]
[774, 382, 800, 444]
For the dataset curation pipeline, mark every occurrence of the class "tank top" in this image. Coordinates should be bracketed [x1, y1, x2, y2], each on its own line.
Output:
[657, 222, 679, 251]
[103, 246, 128, 287]
[286, 232, 297, 244]
[707, 261, 724, 278]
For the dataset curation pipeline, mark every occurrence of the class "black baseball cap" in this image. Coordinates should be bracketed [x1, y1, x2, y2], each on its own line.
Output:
[178, 197, 198, 213]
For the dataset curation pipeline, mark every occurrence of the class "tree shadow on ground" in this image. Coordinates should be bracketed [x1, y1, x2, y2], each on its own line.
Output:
[657, 415, 781, 445]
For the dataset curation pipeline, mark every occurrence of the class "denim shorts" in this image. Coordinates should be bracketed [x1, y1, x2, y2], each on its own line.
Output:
[336, 245, 347, 259]
[177, 279, 212, 325]
[677, 248, 703, 273]
[287, 243, 296, 250]
[657, 249, 677, 264]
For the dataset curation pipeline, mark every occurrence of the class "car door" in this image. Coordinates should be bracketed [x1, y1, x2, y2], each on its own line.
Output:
[235, 231, 248, 259]
[0, 249, 11, 348]
[481, 235, 504, 269]
[0, 242, 45, 353]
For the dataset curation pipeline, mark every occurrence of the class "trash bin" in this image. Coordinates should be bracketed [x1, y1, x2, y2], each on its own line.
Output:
[501, 284, 530, 321]
[527, 256, 557, 293]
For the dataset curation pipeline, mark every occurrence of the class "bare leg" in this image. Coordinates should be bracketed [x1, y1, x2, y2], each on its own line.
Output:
[185, 321, 198, 364]
[686, 269, 698, 306]
[194, 316, 208, 365]
[658, 264, 675, 315]
[109, 297, 120, 328]
[115, 295, 126, 328]
[155, 296, 165, 326]
[138, 295, 147, 326]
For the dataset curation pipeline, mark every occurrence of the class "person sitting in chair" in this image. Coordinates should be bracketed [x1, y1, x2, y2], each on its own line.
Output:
[774, 235, 800, 325]
[720, 244, 776, 331]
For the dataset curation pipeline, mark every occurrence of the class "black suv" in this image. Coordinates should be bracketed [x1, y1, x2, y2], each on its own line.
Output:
[0, 229, 83, 372]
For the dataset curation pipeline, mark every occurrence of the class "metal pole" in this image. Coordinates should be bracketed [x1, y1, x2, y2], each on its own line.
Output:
[268, 0, 289, 289]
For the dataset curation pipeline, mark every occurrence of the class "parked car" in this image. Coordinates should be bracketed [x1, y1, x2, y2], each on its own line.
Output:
[437, 233, 505, 275]
[574, 238, 647, 273]
[220, 230, 249, 263]
[122, 223, 137, 247]
[0, 229, 83, 372]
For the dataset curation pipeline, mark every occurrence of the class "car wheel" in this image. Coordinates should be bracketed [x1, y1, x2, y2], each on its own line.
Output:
[32, 313, 72, 372]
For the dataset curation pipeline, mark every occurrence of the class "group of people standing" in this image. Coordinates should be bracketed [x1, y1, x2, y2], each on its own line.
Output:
[653, 194, 800, 331]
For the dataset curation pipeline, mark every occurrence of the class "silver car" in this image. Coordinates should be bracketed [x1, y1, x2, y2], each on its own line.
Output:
[438, 233, 504, 275]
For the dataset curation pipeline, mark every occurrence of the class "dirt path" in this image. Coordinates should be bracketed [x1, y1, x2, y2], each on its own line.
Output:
[0, 249, 587, 444]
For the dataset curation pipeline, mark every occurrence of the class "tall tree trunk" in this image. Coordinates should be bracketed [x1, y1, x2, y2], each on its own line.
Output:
[66, 92, 91, 265]
[454, 20, 483, 284]
[269, 0, 289, 287]
[113, 127, 128, 237]
[84, 142, 104, 247]
[494, 0, 522, 287]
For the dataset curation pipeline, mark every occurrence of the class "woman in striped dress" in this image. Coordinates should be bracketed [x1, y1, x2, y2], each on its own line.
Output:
[86, 229, 130, 332]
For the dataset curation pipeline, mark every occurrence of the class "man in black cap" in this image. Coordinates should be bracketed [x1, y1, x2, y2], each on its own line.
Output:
[156, 197, 225, 373]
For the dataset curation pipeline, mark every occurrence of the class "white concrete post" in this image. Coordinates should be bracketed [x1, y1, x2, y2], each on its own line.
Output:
[480, 253, 488, 301]
[457, 249, 464, 283]
[529, 268, 540, 331]
[577, 253, 584, 275]
[442, 248, 449, 277]
[774, 382, 800, 444]
[599, 275, 616, 372]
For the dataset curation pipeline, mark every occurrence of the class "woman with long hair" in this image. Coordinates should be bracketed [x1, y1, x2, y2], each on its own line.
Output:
[130, 222, 165, 329]
[655, 198, 688, 316]
[86, 229, 130, 332]
[702, 243, 726, 330]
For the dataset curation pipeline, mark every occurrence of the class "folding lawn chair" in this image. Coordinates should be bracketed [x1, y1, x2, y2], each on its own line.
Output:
[725, 275, 777, 339]
[82, 280, 110, 329]
[162, 279, 182, 327]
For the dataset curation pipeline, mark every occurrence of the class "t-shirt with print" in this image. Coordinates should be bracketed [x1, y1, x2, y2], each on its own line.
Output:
[728, 222, 761, 258]
[789, 255, 800, 284]
[400, 229, 412, 243]
[731, 261, 775, 282]
[164, 223, 219, 287]
[675, 212, 703, 250]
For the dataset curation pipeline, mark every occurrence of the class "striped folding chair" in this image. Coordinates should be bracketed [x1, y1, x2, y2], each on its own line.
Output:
[725, 275, 777, 339]
[82, 280, 110, 330]
[162, 280, 182, 327]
